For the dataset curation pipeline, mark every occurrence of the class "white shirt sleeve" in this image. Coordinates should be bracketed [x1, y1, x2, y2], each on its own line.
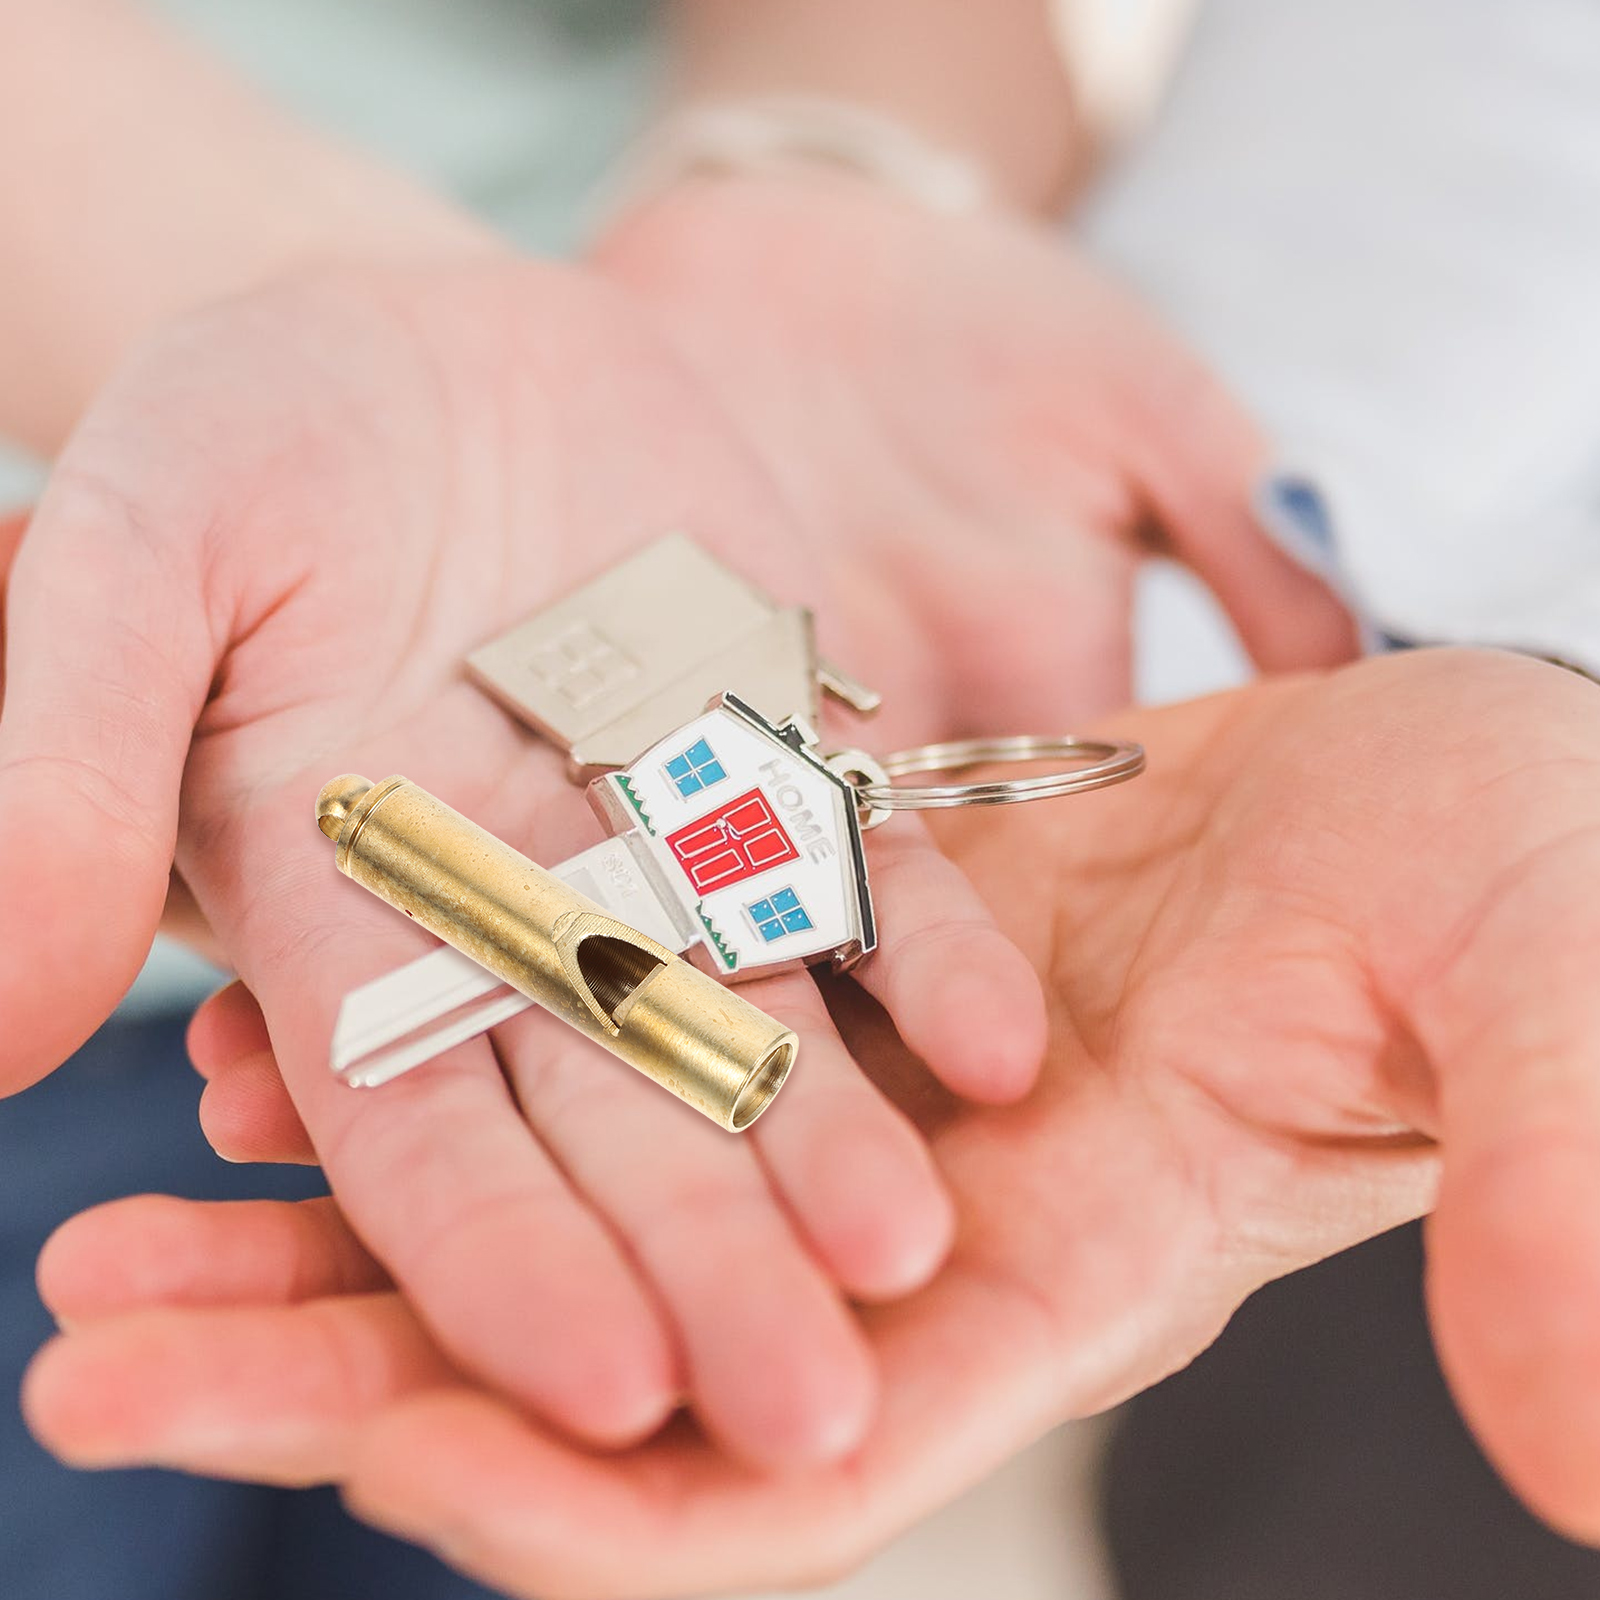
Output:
[1082, 0, 1600, 673]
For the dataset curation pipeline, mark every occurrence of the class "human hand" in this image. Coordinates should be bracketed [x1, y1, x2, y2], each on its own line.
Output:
[0, 259, 1061, 1467]
[594, 175, 1358, 723]
[31, 649, 1600, 1592]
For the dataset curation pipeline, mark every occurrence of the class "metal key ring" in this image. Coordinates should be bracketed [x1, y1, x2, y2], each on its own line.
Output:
[850, 735, 1145, 814]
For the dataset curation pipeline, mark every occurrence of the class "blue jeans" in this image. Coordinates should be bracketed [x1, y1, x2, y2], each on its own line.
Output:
[0, 1012, 509, 1600]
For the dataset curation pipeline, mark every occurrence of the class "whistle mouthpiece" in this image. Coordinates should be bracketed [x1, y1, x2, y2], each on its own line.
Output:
[315, 773, 796, 1131]
[317, 775, 373, 840]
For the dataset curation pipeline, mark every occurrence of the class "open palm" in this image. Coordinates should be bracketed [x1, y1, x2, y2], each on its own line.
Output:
[0, 259, 1065, 1469]
[29, 648, 1600, 1596]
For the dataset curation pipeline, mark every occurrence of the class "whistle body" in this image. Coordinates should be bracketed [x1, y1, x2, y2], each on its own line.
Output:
[316, 775, 796, 1130]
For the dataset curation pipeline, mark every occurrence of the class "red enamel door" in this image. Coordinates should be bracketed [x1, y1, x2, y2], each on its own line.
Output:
[666, 789, 799, 894]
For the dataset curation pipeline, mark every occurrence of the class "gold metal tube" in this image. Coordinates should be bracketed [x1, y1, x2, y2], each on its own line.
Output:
[316, 774, 796, 1130]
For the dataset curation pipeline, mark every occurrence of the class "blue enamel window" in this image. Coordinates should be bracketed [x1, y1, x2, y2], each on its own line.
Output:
[747, 886, 815, 943]
[664, 737, 727, 799]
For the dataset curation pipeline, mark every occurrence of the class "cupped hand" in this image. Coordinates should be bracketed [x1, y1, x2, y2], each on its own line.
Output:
[28, 648, 1600, 1595]
[593, 175, 1357, 724]
[0, 259, 1060, 1467]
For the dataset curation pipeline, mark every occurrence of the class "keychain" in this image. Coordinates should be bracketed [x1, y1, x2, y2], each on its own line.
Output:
[318, 535, 1144, 1127]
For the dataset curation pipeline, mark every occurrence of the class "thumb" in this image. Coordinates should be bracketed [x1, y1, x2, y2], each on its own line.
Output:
[1414, 799, 1600, 1541]
[0, 468, 214, 1091]
[1115, 337, 1359, 671]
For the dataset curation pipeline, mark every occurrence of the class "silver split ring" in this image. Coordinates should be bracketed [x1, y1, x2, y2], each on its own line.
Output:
[850, 736, 1145, 814]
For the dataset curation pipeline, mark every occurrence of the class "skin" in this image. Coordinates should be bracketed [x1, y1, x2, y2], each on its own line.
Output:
[593, 175, 1354, 721]
[3, 0, 1357, 1486]
[1, 255, 1064, 1469]
[27, 649, 1600, 1596]
[3, 0, 1086, 450]
[668, 0, 1089, 210]
[0, 0, 497, 456]
[0, 14, 1491, 1600]
[0, 137, 1354, 1470]
[8, 6, 1579, 1596]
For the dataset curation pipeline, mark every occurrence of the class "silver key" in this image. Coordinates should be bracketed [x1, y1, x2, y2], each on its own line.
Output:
[466, 533, 878, 776]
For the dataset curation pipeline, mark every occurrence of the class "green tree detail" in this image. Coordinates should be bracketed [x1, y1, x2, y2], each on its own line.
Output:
[614, 773, 656, 836]
[698, 906, 739, 972]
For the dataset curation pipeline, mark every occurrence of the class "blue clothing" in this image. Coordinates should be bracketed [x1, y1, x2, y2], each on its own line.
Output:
[0, 1015, 509, 1600]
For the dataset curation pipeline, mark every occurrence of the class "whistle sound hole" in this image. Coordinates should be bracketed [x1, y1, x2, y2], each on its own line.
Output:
[575, 935, 667, 1022]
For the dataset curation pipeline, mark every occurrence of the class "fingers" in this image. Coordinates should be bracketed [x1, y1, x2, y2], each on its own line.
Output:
[199, 799, 682, 1447]
[188, 978, 271, 1075]
[185, 976, 947, 1465]
[301, 1032, 680, 1448]
[1414, 818, 1600, 1542]
[343, 1392, 733, 1600]
[339, 1239, 1072, 1600]
[181, 839, 944, 1467]
[26, 1292, 699, 1578]
[201, 1055, 321, 1164]
[746, 972, 954, 1299]
[1115, 330, 1359, 672]
[39, 1195, 387, 1323]
[852, 815, 1048, 1103]
[497, 1000, 877, 1469]
[182, 976, 949, 1464]
[24, 1294, 453, 1485]
[0, 470, 215, 1090]
[189, 981, 318, 1163]
[189, 930, 962, 1296]
[17, 1058, 1212, 1599]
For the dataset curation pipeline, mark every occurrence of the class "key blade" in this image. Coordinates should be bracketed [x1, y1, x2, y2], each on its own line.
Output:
[332, 947, 531, 1086]
[330, 835, 695, 1087]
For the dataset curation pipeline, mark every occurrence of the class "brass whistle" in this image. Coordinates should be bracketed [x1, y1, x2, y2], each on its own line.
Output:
[316, 775, 797, 1130]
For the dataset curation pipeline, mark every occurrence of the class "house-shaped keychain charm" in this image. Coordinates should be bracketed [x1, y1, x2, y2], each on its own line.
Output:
[588, 692, 877, 980]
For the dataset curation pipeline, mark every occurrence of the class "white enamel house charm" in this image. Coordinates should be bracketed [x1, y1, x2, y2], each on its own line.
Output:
[588, 694, 876, 982]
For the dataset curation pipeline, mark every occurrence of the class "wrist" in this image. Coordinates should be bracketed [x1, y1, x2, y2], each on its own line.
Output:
[587, 167, 938, 330]
[663, 0, 1085, 214]
[592, 95, 998, 235]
